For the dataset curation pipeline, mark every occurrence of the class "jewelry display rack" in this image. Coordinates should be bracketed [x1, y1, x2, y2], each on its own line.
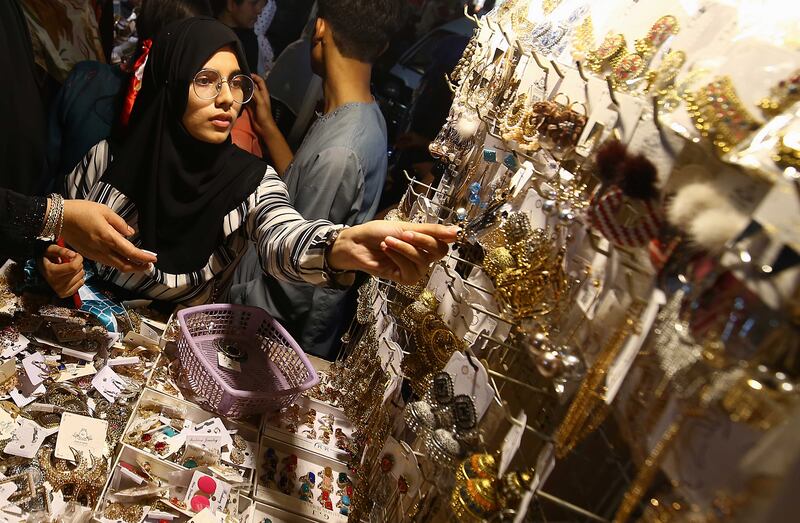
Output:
[313, 1, 800, 521]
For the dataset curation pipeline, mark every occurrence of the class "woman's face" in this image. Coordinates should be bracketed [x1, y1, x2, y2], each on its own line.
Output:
[182, 46, 242, 144]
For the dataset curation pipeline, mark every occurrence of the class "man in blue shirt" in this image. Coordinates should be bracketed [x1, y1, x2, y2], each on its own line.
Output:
[231, 0, 406, 359]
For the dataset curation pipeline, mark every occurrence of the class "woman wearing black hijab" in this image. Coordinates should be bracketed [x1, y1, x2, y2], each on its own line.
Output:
[0, 0, 155, 276]
[49, 17, 454, 303]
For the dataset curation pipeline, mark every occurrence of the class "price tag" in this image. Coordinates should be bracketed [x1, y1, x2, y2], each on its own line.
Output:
[138, 322, 161, 343]
[55, 364, 97, 383]
[217, 353, 241, 373]
[108, 356, 140, 367]
[0, 408, 15, 440]
[191, 418, 233, 450]
[54, 412, 108, 461]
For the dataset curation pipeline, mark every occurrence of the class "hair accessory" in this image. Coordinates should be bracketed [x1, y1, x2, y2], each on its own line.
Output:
[759, 69, 800, 117]
[685, 76, 762, 154]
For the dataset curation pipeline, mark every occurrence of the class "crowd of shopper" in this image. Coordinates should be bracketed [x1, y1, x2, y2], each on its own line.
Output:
[0, 0, 474, 360]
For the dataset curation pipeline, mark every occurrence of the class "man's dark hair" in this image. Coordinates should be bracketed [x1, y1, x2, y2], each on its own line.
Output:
[209, 0, 244, 17]
[138, 0, 213, 41]
[317, 0, 406, 63]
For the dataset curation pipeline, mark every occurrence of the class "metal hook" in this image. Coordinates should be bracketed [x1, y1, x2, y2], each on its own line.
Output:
[587, 231, 611, 257]
[605, 75, 619, 106]
[463, 4, 480, 25]
[444, 73, 457, 94]
[652, 95, 662, 130]
[530, 50, 549, 72]
[537, 491, 609, 522]
[441, 264, 495, 296]
[403, 170, 448, 197]
[477, 331, 520, 352]
[498, 400, 553, 441]
[549, 60, 565, 79]
[576, 60, 589, 82]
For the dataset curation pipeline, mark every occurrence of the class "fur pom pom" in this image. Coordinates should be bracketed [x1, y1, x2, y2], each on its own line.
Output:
[595, 140, 627, 184]
[454, 111, 481, 140]
[621, 154, 659, 200]
[666, 182, 728, 231]
[688, 207, 749, 252]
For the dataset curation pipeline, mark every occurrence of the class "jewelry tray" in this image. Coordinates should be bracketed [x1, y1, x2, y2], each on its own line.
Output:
[262, 396, 353, 464]
[254, 436, 351, 523]
[121, 388, 259, 485]
[239, 498, 317, 523]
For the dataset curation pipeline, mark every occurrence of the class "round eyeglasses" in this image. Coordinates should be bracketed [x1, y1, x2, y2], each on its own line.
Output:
[192, 69, 255, 104]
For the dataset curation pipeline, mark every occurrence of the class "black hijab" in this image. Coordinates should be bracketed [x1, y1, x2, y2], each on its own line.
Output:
[0, 0, 48, 195]
[103, 17, 267, 275]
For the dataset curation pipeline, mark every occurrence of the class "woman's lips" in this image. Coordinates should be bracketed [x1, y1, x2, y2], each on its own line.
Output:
[210, 114, 232, 129]
[211, 119, 232, 129]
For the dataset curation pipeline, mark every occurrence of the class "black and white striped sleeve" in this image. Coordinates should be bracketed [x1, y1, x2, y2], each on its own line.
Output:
[245, 167, 354, 287]
[64, 141, 111, 200]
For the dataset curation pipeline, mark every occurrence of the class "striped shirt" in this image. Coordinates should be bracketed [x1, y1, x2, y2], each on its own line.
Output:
[66, 141, 352, 305]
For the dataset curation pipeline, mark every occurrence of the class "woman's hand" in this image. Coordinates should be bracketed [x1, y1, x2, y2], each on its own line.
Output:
[247, 74, 276, 138]
[38, 245, 85, 299]
[328, 221, 458, 285]
[61, 200, 157, 272]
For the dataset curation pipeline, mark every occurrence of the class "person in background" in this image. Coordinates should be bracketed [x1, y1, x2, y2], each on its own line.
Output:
[254, 0, 278, 75]
[20, 0, 106, 85]
[47, 0, 213, 190]
[265, 0, 316, 58]
[1, 0, 156, 272]
[230, 0, 407, 360]
[210, 0, 266, 73]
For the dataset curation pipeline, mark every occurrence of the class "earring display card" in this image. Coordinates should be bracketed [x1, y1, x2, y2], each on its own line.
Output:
[184, 471, 232, 514]
[3, 417, 48, 459]
[92, 365, 127, 403]
[0, 331, 29, 358]
[255, 437, 352, 523]
[262, 397, 354, 463]
[54, 412, 109, 461]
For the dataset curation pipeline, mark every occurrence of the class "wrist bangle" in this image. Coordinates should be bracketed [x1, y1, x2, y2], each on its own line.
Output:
[54, 197, 65, 239]
[38, 194, 64, 241]
[323, 227, 348, 275]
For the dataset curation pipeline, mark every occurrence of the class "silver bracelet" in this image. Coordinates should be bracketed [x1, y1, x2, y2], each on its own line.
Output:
[38, 193, 64, 241]
[54, 195, 65, 239]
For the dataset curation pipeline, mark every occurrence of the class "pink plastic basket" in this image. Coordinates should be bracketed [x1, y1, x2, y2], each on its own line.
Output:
[176, 304, 318, 419]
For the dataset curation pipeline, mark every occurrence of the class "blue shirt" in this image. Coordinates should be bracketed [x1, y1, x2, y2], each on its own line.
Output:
[230, 101, 388, 359]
